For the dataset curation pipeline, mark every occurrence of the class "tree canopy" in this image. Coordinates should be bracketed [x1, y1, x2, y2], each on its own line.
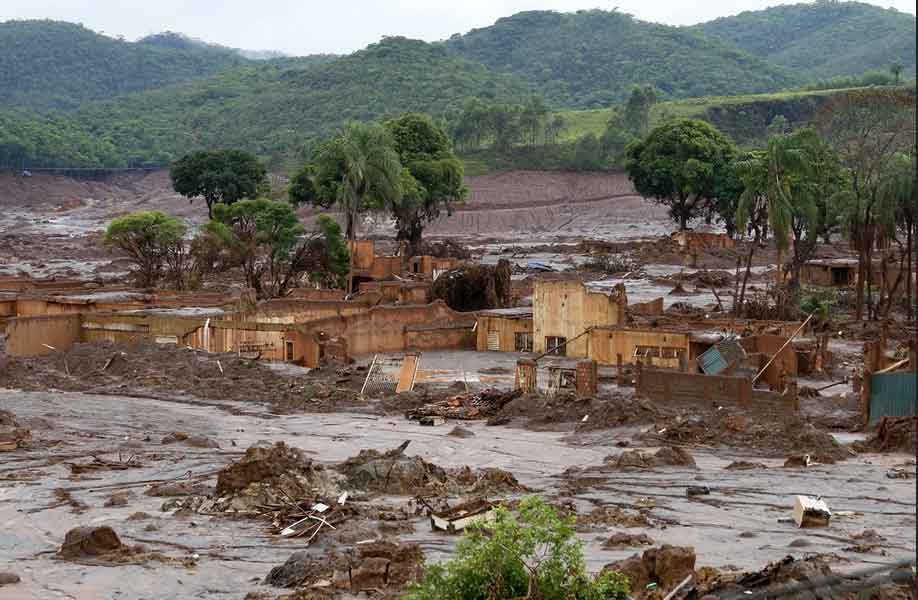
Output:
[170, 149, 268, 217]
[384, 113, 467, 254]
[625, 118, 736, 230]
[104, 211, 187, 288]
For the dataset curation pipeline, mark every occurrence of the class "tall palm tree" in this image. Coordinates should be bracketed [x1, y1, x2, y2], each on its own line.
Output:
[332, 122, 403, 241]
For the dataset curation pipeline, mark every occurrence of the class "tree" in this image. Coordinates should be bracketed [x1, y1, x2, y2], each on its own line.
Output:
[623, 85, 658, 136]
[816, 89, 917, 320]
[890, 62, 903, 85]
[405, 496, 629, 600]
[625, 119, 735, 231]
[876, 150, 917, 321]
[104, 211, 187, 288]
[383, 114, 467, 256]
[170, 149, 268, 218]
[292, 122, 402, 242]
[199, 199, 346, 299]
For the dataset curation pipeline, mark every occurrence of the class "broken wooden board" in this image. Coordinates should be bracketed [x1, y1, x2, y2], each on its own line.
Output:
[430, 499, 497, 534]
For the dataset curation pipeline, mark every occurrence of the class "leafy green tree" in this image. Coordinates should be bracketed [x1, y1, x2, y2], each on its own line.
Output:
[199, 198, 341, 298]
[104, 211, 187, 288]
[890, 62, 904, 85]
[170, 149, 268, 218]
[625, 119, 735, 231]
[385, 115, 467, 255]
[817, 88, 917, 319]
[294, 122, 402, 241]
[405, 496, 629, 600]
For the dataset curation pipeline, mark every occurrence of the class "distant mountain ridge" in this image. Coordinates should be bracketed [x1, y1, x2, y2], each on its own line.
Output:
[691, 1, 916, 79]
[444, 9, 799, 107]
[1, 4, 915, 168]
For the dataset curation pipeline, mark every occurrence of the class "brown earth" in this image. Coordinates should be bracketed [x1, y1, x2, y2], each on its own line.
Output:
[216, 442, 323, 496]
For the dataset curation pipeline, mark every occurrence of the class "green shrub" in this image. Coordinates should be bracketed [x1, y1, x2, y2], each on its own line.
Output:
[405, 496, 629, 600]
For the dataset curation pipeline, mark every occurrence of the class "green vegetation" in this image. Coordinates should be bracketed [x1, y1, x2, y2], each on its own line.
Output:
[0, 110, 124, 169]
[202, 199, 348, 298]
[0, 20, 245, 111]
[72, 37, 529, 169]
[446, 9, 797, 108]
[384, 113, 467, 255]
[293, 122, 403, 242]
[692, 1, 916, 80]
[170, 150, 268, 217]
[405, 496, 629, 600]
[625, 118, 736, 230]
[104, 212, 187, 288]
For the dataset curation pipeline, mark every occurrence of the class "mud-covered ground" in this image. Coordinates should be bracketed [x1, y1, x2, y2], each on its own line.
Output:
[1, 385, 915, 600]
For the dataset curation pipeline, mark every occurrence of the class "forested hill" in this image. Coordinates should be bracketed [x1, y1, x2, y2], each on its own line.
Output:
[692, 2, 916, 79]
[33, 37, 530, 167]
[0, 20, 247, 110]
[444, 10, 799, 107]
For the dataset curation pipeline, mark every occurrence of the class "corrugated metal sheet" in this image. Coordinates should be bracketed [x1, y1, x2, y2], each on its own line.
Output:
[697, 337, 745, 375]
[870, 373, 917, 424]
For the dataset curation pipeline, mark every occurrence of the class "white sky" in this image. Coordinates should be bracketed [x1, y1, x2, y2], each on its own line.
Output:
[1, 0, 914, 55]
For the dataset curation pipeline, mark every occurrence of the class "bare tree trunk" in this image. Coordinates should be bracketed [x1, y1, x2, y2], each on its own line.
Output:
[908, 222, 914, 325]
[736, 240, 756, 317]
[855, 248, 866, 321]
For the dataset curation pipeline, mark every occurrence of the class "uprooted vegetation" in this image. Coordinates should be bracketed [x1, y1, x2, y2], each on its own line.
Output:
[432, 259, 511, 311]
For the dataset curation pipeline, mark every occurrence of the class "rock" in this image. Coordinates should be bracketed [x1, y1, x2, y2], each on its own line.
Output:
[162, 432, 219, 448]
[0, 572, 20, 586]
[59, 526, 122, 558]
[104, 492, 131, 507]
[265, 552, 328, 588]
[603, 544, 696, 591]
[337, 447, 446, 495]
[447, 426, 475, 438]
[609, 449, 655, 469]
[686, 485, 710, 497]
[602, 532, 655, 549]
[217, 442, 318, 496]
[725, 460, 767, 470]
[654, 445, 696, 467]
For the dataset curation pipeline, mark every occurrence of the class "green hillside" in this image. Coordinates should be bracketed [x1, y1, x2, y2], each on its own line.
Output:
[68, 37, 529, 167]
[558, 85, 915, 147]
[692, 2, 916, 79]
[444, 9, 799, 107]
[0, 20, 248, 111]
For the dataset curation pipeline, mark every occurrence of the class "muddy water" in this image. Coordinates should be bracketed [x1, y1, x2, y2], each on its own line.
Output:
[1, 389, 914, 599]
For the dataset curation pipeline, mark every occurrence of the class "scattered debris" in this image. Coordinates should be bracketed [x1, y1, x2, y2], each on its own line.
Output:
[216, 442, 326, 497]
[605, 446, 696, 470]
[161, 432, 220, 448]
[67, 453, 142, 474]
[432, 259, 511, 311]
[854, 416, 917, 454]
[0, 572, 20, 586]
[724, 461, 767, 470]
[0, 409, 31, 451]
[430, 499, 497, 533]
[686, 485, 710, 497]
[337, 444, 446, 495]
[406, 388, 521, 421]
[603, 545, 696, 592]
[602, 532, 655, 549]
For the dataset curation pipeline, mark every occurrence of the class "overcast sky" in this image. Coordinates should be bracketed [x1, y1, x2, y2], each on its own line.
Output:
[2, 0, 914, 55]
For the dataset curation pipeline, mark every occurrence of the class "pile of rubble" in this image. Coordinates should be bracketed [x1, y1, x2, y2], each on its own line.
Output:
[853, 416, 917, 454]
[406, 389, 521, 421]
[264, 540, 425, 597]
[0, 342, 318, 413]
[642, 410, 853, 461]
[604, 446, 697, 470]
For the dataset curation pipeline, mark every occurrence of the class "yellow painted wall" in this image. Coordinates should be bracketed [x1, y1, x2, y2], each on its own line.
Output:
[589, 328, 690, 367]
[476, 315, 533, 352]
[533, 280, 626, 358]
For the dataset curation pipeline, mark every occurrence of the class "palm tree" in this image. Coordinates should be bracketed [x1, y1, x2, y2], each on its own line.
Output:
[310, 122, 402, 293]
[331, 122, 403, 241]
[734, 132, 810, 315]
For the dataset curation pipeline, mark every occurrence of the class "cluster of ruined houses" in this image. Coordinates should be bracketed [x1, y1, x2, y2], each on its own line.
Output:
[1, 234, 914, 424]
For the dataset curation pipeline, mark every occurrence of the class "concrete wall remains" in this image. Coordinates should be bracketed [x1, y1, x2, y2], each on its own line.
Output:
[4, 314, 82, 356]
[476, 314, 533, 352]
[292, 301, 475, 367]
[589, 327, 690, 368]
